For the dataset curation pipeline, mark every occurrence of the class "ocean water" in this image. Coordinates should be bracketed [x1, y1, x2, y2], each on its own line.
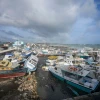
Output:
[66, 44, 100, 49]
[49, 44, 100, 49]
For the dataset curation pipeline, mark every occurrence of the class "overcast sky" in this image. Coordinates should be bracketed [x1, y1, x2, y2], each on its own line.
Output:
[0, 0, 100, 44]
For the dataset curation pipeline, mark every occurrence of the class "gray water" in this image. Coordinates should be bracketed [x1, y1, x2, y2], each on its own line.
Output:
[50, 44, 100, 49]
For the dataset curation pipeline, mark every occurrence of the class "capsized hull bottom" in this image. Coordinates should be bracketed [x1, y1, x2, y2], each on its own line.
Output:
[0, 72, 25, 78]
[0, 68, 27, 78]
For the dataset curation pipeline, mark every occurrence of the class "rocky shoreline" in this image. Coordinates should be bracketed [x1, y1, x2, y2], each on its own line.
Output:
[0, 72, 41, 100]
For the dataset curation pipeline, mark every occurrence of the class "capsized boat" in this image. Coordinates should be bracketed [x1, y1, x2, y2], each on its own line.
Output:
[48, 65, 99, 93]
[22, 51, 32, 58]
[77, 52, 90, 59]
[0, 60, 26, 78]
[24, 54, 38, 73]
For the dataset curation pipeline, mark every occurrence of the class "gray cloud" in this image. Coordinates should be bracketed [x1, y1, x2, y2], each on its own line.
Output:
[0, 0, 98, 43]
[0, 30, 24, 38]
[0, 35, 14, 42]
[80, 0, 97, 17]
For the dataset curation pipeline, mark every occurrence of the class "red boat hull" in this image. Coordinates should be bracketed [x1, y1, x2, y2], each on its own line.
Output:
[0, 72, 26, 78]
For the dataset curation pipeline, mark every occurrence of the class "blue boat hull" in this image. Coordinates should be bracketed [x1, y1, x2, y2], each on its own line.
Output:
[24, 66, 37, 73]
[50, 71, 93, 93]
[27, 67, 37, 73]
[80, 56, 89, 59]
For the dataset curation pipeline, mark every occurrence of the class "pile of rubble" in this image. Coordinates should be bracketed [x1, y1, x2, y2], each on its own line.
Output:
[17, 72, 39, 100]
[1, 72, 41, 100]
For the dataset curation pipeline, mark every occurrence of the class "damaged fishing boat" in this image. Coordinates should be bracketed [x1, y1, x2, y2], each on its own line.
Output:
[24, 54, 38, 73]
[48, 65, 99, 93]
[0, 60, 26, 78]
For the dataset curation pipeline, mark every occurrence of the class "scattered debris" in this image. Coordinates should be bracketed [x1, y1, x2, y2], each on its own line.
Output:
[0, 73, 40, 100]
[42, 66, 49, 71]
[50, 84, 55, 92]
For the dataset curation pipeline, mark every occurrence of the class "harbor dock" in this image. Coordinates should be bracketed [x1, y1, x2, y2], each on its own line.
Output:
[37, 54, 65, 57]
[0, 48, 16, 54]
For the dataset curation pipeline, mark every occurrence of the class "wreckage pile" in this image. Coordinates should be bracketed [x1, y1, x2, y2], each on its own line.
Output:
[17, 72, 39, 100]
[1, 72, 40, 100]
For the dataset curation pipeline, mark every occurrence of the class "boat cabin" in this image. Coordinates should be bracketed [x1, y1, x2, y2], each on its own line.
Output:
[60, 65, 99, 91]
[64, 57, 85, 66]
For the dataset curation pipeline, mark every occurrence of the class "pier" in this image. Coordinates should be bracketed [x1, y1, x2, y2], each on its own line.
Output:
[0, 49, 16, 54]
[37, 54, 65, 57]
[65, 92, 100, 100]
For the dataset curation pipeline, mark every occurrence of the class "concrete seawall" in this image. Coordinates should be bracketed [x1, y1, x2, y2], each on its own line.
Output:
[0, 49, 16, 54]
[65, 92, 100, 100]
